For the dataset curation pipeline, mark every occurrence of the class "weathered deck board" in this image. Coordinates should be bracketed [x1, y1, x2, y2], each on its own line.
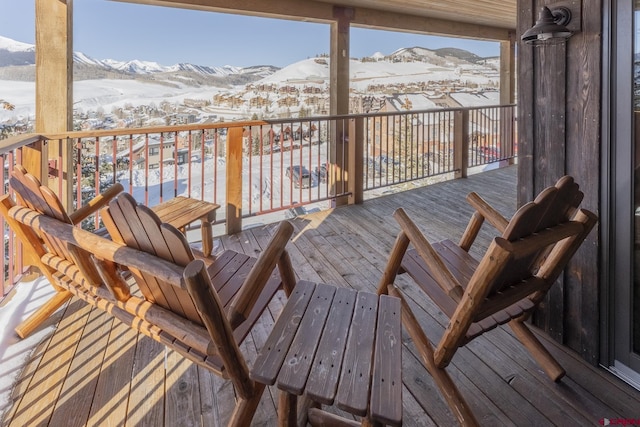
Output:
[49, 307, 114, 427]
[7, 300, 92, 427]
[3, 165, 640, 427]
[87, 322, 140, 426]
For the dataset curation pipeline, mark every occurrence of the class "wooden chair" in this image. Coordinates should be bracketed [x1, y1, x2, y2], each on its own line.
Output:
[6, 164, 220, 338]
[376, 176, 598, 426]
[5, 164, 124, 338]
[2, 192, 297, 427]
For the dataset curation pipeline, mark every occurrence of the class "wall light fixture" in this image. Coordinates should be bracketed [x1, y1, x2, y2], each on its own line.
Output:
[521, 6, 573, 45]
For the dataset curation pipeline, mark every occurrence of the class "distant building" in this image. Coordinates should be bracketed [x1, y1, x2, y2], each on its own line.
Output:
[118, 135, 189, 169]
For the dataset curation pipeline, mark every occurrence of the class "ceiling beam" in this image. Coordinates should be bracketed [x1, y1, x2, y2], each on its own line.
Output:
[110, 0, 512, 41]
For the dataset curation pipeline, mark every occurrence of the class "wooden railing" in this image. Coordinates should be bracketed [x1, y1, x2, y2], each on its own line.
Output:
[1, 105, 516, 297]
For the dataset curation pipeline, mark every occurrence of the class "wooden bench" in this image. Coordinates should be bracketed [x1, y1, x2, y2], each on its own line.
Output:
[251, 281, 403, 426]
[2, 192, 297, 427]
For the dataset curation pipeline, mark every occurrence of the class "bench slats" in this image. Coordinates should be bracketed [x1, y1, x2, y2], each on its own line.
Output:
[277, 283, 336, 395]
[305, 287, 357, 404]
[250, 281, 316, 385]
[370, 294, 402, 425]
[335, 291, 379, 416]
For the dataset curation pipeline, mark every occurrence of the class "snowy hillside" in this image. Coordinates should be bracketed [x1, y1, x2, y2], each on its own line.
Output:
[256, 55, 497, 91]
[0, 35, 501, 127]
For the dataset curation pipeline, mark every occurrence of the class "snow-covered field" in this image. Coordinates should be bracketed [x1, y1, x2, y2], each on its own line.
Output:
[0, 79, 233, 122]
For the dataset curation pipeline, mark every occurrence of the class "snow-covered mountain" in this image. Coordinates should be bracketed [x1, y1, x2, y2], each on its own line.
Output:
[0, 36, 34, 53]
[0, 35, 279, 79]
[0, 36, 35, 66]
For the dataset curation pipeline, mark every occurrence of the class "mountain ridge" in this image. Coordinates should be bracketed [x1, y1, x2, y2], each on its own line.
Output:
[0, 35, 279, 85]
[0, 35, 496, 84]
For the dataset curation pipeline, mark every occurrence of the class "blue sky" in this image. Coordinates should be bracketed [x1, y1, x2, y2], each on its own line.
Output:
[0, 0, 499, 67]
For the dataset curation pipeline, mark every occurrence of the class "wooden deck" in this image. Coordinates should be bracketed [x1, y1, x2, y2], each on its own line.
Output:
[3, 165, 640, 426]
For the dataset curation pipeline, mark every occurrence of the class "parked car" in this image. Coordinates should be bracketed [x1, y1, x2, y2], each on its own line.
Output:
[315, 163, 328, 183]
[286, 165, 311, 188]
[367, 158, 386, 177]
[377, 155, 400, 166]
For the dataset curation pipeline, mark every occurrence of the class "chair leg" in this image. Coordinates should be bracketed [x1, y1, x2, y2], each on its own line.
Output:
[278, 390, 297, 426]
[376, 232, 410, 296]
[508, 319, 565, 382]
[227, 382, 266, 427]
[15, 290, 72, 338]
[297, 393, 319, 426]
[387, 285, 479, 427]
[308, 408, 360, 427]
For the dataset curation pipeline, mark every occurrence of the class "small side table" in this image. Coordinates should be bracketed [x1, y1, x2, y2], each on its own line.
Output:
[152, 196, 220, 257]
[251, 281, 402, 426]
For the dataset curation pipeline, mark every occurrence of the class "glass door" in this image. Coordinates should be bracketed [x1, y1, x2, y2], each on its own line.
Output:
[631, 0, 640, 378]
[609, 0, 640, 388]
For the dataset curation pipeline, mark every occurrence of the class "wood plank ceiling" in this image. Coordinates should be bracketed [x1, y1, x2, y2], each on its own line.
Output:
[314, 0, 517, 29]
[113, 0, 517, 40]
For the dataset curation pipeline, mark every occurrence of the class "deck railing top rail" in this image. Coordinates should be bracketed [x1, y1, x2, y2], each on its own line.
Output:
[0, 104, 516, 148]
[1, 105, 517, 299]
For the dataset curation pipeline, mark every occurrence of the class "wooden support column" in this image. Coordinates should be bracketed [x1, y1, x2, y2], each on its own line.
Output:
[35, 0, 73, 208]
[329, 6, 353, 207]
[500, 32, 516, 105]
[500, 33, 516, 165]
[226, 126, 244, 235]
[348, 117, 364, 204]
[518, 0, 587, 351]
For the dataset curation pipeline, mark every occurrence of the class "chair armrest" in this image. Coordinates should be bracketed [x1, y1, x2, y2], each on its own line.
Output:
[227, 220, 294, 329]
[466, 192, 509, 232]
[69, 182, 124, 224]
[458, 192, 509, 251]
[393, 208, 464, 301]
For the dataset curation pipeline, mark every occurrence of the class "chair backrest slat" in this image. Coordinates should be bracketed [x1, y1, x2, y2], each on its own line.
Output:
[502, 176, 582, 240]
[102, 193, 203, 325]
[10, 165, 72, 223]
[483, 176, 587, 296]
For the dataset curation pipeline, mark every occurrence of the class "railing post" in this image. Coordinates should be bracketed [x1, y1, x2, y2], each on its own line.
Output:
[348, 117, 364, 204]
[226, 126, 243, 234]
[454, 109, 470, 179]
[501, 106, 516, 165]
[330, 119, 349, 207]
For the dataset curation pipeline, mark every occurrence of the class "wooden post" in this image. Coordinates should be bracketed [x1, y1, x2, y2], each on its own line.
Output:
[330, 7, 352, 118]
[453, 109, 469, 179]
[500, 33, 516, 105]
[35, 0, 73, 207]
[329, 7, 352, 207]
[348, 117, 364, 204]
[226, 126, 243, 234]
[500, 34, 516, 165]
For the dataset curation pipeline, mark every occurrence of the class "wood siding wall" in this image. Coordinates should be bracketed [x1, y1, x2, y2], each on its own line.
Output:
[517, 0, 602, 364]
